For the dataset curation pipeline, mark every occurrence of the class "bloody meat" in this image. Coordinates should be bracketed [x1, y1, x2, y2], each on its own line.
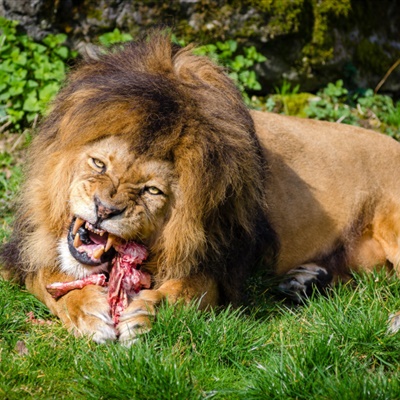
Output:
[46, 273, 108, 298]
[108, 242, 150, 324]
[46, 242, 151, 324]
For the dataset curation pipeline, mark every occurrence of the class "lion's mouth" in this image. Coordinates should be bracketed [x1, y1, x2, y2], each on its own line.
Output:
[67, 217, 117, 266]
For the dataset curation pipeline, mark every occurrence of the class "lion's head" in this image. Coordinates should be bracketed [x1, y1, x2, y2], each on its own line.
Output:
[2, 33, 276, 303]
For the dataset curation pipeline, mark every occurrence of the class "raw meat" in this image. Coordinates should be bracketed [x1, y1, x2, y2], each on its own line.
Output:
[46, 273, 107, 298]
[108, 242, 150, 324]
[46, 242, 150, 325]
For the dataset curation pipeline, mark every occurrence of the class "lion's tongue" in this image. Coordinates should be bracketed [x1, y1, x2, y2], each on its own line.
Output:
[76, 243, 105, 262]
[89, 231, 107, 245]
[76, 232, 113, 262]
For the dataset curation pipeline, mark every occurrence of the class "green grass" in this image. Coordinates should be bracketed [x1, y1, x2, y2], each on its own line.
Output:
[0, 131, 27, 241]
[1, 272, 400, 399]
[2, 131, 400, 398]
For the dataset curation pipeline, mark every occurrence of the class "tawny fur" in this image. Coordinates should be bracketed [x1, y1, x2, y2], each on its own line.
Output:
[2, 32, 400, 343]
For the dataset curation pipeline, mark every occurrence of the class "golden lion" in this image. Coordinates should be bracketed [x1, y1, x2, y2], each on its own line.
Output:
[2, 33, 400, 344]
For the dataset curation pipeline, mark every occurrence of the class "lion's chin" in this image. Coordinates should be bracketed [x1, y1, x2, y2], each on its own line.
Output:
[67, 217, 117, 266]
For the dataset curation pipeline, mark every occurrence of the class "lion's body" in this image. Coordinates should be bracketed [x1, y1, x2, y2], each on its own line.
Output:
[253, 110, 400, 277]
[2, 33, 400, 343]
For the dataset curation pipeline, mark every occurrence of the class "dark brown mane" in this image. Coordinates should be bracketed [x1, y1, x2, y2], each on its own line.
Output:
[1, 32, 278, 303]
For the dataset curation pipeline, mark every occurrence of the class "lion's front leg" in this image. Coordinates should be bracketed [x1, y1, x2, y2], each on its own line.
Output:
[25, 269, 117, 343]
[118, 274, 219, 345]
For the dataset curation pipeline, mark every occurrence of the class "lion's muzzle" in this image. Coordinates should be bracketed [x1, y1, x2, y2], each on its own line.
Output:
[67, 217, 117, 266]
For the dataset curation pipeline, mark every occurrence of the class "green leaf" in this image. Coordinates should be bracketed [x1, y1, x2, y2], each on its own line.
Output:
[121, 33, 133, 42]
[227, 40, 238, 53]
[228, 71, 239, 82]
[26, 111, 39, 122]
[22, 90, 40, 112]
[231, 55, 246, 71]
[8, 81, 25, 96]
[28, 42, 47, 53]
[196, 44, 217, 55]
[0, 59, 16, 73]
[7, 108, 24, 121]
[26, 80, 39, 88]
[0, 91, 10, 101]
[38, 82, 59, 104]
[43, 33, 67, 48]
[54, 46, 69, 59]
[98, 28, 132, 47]
[54, 33, 67, 44]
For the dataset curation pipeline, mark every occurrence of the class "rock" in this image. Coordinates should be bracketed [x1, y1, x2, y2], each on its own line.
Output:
[1, 0, 399, 96]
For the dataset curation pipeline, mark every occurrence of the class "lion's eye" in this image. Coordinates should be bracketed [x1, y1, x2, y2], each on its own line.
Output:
[89, 158, 106, 172]
[146, 186, 163, 195]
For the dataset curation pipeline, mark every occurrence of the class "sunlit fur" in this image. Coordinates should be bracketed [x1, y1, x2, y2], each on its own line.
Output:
[4, 32, 400, 342]
[1, 32, 275, 304]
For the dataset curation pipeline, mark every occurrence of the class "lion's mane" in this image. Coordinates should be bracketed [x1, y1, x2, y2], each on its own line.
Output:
[1, 33, 277, 303]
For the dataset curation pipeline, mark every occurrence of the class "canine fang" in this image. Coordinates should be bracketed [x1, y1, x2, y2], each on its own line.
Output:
[73, 233, 82, 248]
[93, 247, 105, 260]
[105, 234, 116, 252]
[72, 218, 85, 235]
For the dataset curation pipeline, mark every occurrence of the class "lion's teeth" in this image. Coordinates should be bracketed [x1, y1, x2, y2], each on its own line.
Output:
[72, 217, 85, 235]
[105, 234, 116, 252]
[93, 247, 105, 260]
[84, 221, 105, 235]
[73, 233, 82, 248]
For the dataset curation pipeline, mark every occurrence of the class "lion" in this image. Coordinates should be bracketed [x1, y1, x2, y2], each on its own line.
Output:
[2, 32, 400, 344]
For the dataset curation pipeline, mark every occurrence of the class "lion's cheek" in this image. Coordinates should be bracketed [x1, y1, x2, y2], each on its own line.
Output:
[68, 184, 96, 222]
[123, 204, 170, 243]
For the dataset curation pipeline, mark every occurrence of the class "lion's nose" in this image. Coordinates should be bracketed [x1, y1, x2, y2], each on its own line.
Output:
[94, 196, 125, 221]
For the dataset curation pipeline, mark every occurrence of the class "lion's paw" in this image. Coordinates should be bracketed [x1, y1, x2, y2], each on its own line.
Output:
[74, 307, 117, 344]
[60, 286, 117, 344]
[117, 289, 163, 346]
[278, 263, 332, 302]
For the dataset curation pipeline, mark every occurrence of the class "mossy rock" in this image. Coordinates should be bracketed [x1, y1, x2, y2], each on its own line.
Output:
[271, 93, 316, 117]
[1, 0, 400, 95]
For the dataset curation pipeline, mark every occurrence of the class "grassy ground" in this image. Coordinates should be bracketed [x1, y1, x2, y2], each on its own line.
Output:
[1, 272, 400, 399]
[2, 131, 400, 399]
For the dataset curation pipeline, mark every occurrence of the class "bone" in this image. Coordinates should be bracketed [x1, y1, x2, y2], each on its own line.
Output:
[93, 247, 105, 260]
[105, 234, 117, 252]
[73, 233, 82, 248]
[72, 217, 85, 236]
[46, 274, 107, 299]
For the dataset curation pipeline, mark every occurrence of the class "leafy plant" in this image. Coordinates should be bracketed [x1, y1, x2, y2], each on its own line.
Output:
[274, 79, 300, 96]
[306, 79, 356, 123]
[357, 89, 400, 126]
[270, 79, 313, 116]
[264, 79, 400, 139]
[0, 17, 77, 130]
[98, 28, 133, 47]
[194, 39, 267, 102]
[303, 81, 400, 138]
[0, 152, 21, 217]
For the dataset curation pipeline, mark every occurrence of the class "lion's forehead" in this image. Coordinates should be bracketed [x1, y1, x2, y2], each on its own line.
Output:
[83, 135, 177, 185]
